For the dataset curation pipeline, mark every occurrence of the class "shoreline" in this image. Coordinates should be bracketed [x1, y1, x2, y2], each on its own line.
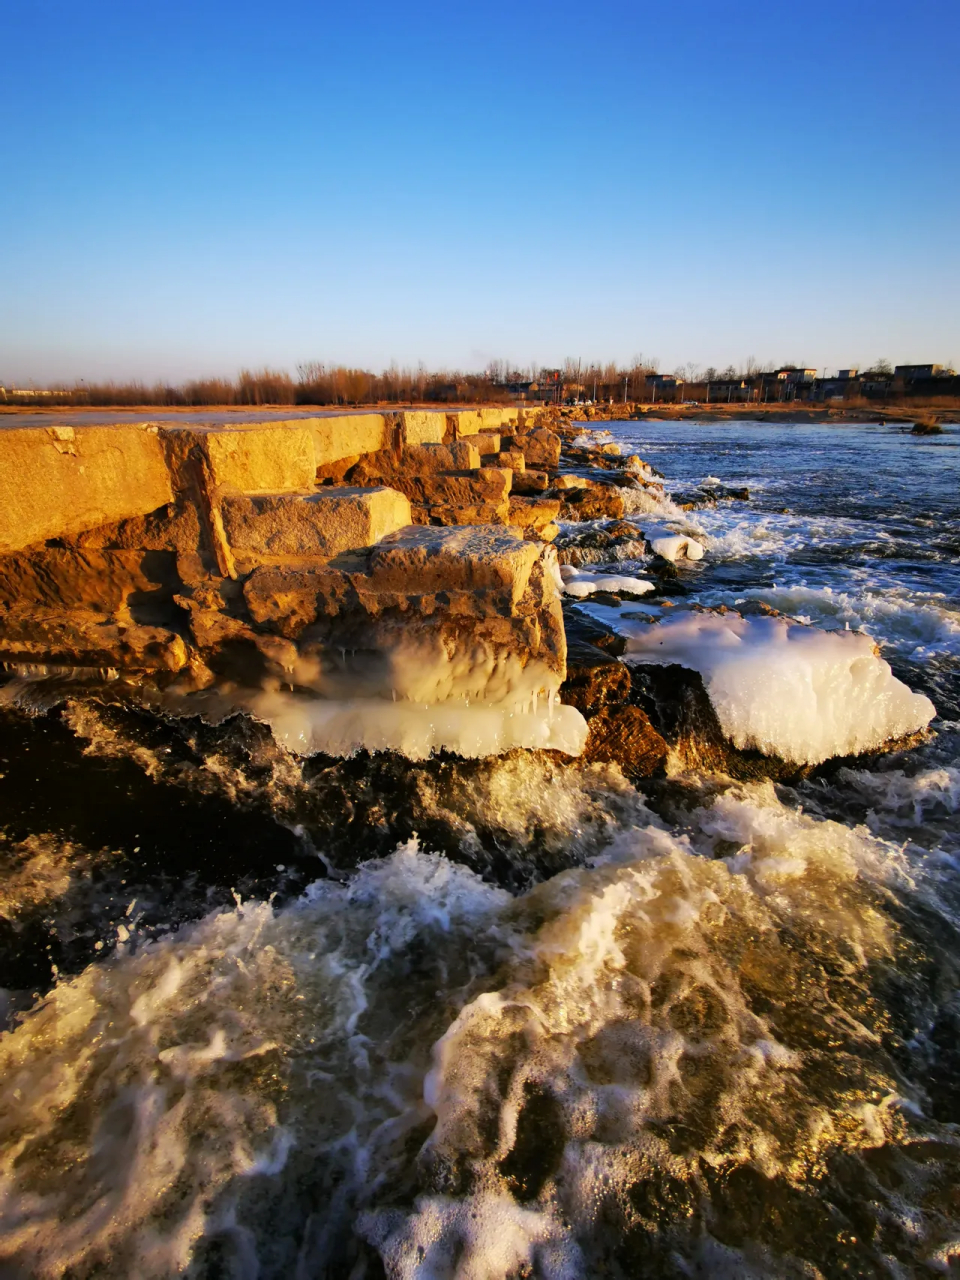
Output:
[2, 399, 956, 427]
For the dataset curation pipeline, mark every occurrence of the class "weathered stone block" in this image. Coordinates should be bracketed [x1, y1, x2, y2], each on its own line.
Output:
[399, 410, 447, 446]
[0, 608, 187, 672]
[479, 407, 521, 432]
[448, 409, 484, 437]
[221, 486, 411, 558]
[496, 450, 526, 472]
[508, 496, 562, 538]
[395, 468, 512, 507]
[412, 502, 511, 527]
[472, 432, 501, 455]
[0, 548, 179, 612]
[402, 442, 480, 473]
[512, 469, 549, 494]
[310, 414, 390, 468]
[161, 422, 316, 494]
[520, 428, 561, 470]
[0, 424, 173, 553]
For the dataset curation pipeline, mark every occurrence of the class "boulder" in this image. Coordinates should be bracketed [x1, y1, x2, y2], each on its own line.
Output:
[393, 468, 512, 507]
[512, 469, 550, 495]
[412, 501, 511, 527]
[507, 496, 562, 538]
[472, 432, 501, 456]
[0, 424, 173, 553]
[220, 487, 412, 560]
[559, 483, 626, 522]
[519, 428, 561, 470]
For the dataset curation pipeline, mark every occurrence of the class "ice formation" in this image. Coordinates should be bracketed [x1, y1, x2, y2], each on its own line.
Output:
[623, 611, 936, 764]
[644, 526, 705, 561]
[558, 564, 655, 598]
[250, 692, 589, 760]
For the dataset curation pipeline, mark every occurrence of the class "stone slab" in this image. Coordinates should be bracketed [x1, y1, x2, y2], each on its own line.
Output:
[310, 414, 390, 468]
[402, 441, 480, 473]
[160, 422, 317, 494]
[0, 424, 173, 553]
[399, 410, 448, 446]
[221, 486, 411, 558]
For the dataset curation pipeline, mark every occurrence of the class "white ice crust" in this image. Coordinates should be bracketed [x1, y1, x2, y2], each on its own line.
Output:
[643, 526, 705, 561]
[558, 564, 655, 598]
[623, 612, 935, 764]
[251, 694, 589, 760]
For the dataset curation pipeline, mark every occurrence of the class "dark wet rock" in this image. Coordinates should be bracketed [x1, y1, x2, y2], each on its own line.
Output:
[628, 664, 810, 782]
[558, 483, 627, 522]
[583, 705, 668, 775]
[559, 608, 668, 776]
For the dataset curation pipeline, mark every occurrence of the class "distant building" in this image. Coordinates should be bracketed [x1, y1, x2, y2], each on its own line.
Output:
[894, 364, 943, 379]
[759, 368, 818, 401]
[706, 378, 752, 402]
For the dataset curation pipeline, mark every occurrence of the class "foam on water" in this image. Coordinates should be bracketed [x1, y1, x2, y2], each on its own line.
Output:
[2, 774, 954, 1277]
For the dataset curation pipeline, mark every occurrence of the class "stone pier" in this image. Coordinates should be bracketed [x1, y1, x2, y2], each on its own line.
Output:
[0, 408, 568, 700]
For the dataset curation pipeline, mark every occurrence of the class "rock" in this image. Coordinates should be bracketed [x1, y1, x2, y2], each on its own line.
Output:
[507, 496, 562, 538]
[519, 429, 561, 470]
[0, 608, 188, 672]
[558, 484, 626, 522]
[583, 706, 668, 775]
[399, 410, 448, 446]
[472, 432, 501, 456]
[495, 450, 526, 472]
[394, 468, 513, 507]
[511, 469, 550, 495]
[558, 608, 668, 775]
[448, 409, 484, 437]
[242, 525, 568, 702]
[0, 548, 180, 613]
[0, 424, 173, 553]
[162, 422, 317, 494]
[309, 414, 391, 469]
[555, 474, 589, 490]
[403, 442, 481, 473]
[628, 663, 805, 781]
[220, 487, 412, 559]
[413, 502, 511, 527]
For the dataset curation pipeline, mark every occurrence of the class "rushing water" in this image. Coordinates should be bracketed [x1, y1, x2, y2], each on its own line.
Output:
[1, 420, 959, 1279]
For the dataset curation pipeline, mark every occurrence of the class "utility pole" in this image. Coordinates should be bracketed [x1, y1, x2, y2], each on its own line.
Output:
[624, 376, 628, 403]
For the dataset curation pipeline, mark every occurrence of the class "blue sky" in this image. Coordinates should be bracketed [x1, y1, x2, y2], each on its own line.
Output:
[1, 0, 958, 383]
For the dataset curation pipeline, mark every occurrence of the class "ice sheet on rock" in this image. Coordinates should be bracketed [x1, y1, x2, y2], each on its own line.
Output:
[558, 565, 655, 598]
[622, 611, 936, 764]
[251, 693, 589, 760]
[644, 526, 705, 561]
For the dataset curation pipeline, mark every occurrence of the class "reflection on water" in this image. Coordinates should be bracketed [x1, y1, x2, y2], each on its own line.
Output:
[1, 420, 959, 1277]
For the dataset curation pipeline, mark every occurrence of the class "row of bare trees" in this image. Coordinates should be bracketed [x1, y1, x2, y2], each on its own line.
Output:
[1, 356, 905, 408]
[1, 364, 519, 408]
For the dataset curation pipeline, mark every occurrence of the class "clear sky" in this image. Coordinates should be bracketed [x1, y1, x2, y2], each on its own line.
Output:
[1, 0, 958, 384]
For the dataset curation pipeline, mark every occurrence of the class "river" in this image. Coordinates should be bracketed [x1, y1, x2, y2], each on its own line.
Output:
[0, 418, 958, 1278]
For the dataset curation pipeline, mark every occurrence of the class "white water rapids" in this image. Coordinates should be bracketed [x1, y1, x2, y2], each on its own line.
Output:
[0, 418, 958, 1277]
